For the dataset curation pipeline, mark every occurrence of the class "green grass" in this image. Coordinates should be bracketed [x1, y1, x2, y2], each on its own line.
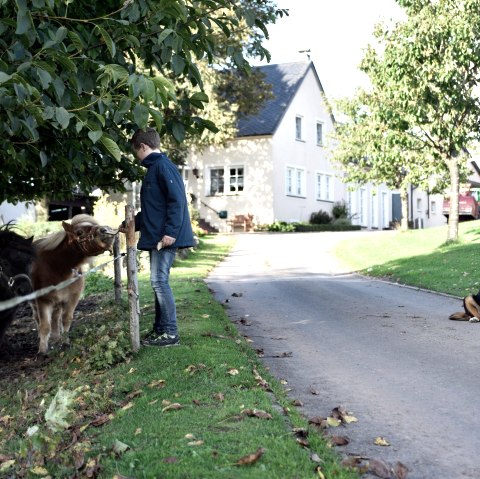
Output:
[0, 234, 358, 479]
[335, 220, 480, 297]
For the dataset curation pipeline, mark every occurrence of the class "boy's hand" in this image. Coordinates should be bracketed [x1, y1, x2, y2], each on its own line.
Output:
[159, 235, 176, 248]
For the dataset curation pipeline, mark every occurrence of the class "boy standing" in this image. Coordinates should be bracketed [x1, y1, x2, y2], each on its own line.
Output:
[125, 128, 194, 346]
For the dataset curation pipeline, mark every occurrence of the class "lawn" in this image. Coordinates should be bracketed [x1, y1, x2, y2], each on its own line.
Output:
[335, 220, 480, 297]
[0, 235, 359, 479]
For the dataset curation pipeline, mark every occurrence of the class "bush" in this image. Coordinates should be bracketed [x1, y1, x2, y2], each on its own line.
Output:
[265, 221, 296, 232]
[332, 201, 348, 220]
[294, 223, 362, 232]
[309, 210, 332, 225]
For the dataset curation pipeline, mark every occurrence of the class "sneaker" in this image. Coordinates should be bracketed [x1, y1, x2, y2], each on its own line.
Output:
[142, 333, 180, 347]
[143, 329, 165, 340]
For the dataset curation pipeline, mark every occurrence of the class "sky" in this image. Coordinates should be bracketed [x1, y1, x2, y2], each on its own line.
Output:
[253, 0, 406, 100]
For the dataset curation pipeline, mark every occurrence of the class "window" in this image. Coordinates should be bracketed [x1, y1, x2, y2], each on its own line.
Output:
[315, 172, 333, 201]
[208, 166, 245, 196]
[417, 198, 422, 212]
[431, 200, 436, 214]
[316, 121, 323, 146]
[209, 168, 224, 195]
[295, 116, 303, 140]
[286, 166, 306, 197]
[229, 167, 244, 193]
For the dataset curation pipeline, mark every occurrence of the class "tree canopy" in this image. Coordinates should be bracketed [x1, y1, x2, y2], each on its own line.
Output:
[0, 0, 285, 202]
[333, 0, 480, 240]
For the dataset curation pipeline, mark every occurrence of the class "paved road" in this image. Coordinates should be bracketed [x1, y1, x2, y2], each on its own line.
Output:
[206, 231, 480, 479]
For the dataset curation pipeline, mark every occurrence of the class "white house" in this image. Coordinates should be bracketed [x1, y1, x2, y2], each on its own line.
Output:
[185, 61, 395, 231]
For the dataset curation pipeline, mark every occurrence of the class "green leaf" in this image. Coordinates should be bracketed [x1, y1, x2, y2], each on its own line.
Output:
[39, 151, 48, 167]
[172, 122, 185, 143]
[190, 92, 209, 103]
[88, 130, 103, 144]
[149, 108, 163, 131]
[36, 68, 52, 89]
[15, 0, 32, 35]
[55, 107, 73, 129]
[96, 25, 116, 58]
[99, 135, 122, 161]
[172, 54, 186, 75]
[157, 28, 173, 44]
[133, 103, 149, 128]
[68, 31, 85, 52]
[0, 72, 12, 84]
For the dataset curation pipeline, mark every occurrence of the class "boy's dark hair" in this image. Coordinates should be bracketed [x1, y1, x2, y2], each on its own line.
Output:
[131, 128, 161, 151]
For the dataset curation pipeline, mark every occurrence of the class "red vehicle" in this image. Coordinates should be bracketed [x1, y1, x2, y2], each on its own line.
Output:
[443, 192, 479, 220]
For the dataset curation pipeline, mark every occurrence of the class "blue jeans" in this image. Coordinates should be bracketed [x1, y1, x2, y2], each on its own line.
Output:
[150, 248, 178, 336]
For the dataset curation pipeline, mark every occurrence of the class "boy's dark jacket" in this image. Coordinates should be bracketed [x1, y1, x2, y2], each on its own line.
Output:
[135, 152, 195, 250]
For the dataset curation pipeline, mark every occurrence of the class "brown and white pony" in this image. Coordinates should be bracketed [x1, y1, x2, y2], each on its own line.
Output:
[31, 214, 116, 354]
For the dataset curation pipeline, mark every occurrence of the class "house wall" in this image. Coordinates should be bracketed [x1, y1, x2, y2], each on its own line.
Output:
[271, 68, 344, 223]
[187, 137, 274, 231]
[345, 184, 393, 230]
[0, 201, 36, 225]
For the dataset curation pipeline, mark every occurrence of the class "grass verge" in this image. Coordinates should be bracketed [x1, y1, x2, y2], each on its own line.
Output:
[335, 220, 480, 297]
[0, 235, 358, 479]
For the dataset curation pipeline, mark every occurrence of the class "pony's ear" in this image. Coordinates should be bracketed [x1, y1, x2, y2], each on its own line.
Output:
[62, 221, 74, 233]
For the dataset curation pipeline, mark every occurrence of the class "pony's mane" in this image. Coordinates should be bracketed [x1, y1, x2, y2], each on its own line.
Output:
[0, 224, 35, 256]
[34, 214, 100, 252]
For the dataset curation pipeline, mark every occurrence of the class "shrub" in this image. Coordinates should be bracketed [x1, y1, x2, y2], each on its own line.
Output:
[266, 221, 296, 232]
[332, 201, 348, 220]
[309, 210, 332, 225]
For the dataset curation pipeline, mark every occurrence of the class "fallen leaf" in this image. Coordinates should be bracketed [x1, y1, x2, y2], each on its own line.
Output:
[292, 427, 308, 438]
[296, 437, 309, 447]
[113, 475, 136, 479]
[121, 401, 134, 411]
[326, 416, 341, 427]
[272, 351, 293, 357]
[162, 403, 183, 412]
[202, 314, 210, 318]
[187, 440, 204, 446]
[310, 387, 320, 395]
[149, 399, 159, 405]
[331, 406, 358, 424]
[315, 466, 326, 479]
[394, 461, 409, 479]
[236, 447, 266, 465]
[227, 368, 239, 376]
[368, 458, 392, 478]
[330, 435, 350, 446]
[374, 436, 391, 447]
[231, 292, 243, 297]
[128, 368, 136, 374]
[0, 460, 15, 472]
[126, 389, 142, 400]
[112, 439, 130, 455]
[134, 428, 142, 436]
[148, 379, 166, 389]
[185, 433, 195, 439]
[292, 399, 303, 407]
[163, 456, 179, 463]
[310, 453, 322, 463]
[192, 399, 202, 406]
[213, 393, 225, 402]
[30, 465, 49, 475]
[241, 408, 273, 419]
[280, 379, 288, 385]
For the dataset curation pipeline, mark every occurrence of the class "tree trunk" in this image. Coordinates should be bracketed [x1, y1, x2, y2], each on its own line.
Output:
[447, 157, 460, 242]
[400, 187, 409, 231]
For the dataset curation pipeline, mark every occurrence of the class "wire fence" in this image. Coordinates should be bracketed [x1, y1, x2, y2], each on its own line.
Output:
[0, 252, 125, 313]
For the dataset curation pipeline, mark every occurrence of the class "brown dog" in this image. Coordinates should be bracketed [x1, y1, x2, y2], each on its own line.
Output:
[449, 291, 480, 322]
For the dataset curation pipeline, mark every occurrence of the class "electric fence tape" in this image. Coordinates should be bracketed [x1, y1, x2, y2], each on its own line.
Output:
[0, 253, 126, 313]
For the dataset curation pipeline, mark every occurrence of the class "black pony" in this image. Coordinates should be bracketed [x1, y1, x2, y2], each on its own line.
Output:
[0, 225, 36, 347]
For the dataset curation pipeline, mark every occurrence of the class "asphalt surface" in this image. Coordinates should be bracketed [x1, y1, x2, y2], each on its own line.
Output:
[206, 231, 480, 479]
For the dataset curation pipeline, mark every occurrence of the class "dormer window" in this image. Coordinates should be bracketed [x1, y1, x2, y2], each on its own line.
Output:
[295, 116, 303, 141]
[316, 121, 323, 146]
